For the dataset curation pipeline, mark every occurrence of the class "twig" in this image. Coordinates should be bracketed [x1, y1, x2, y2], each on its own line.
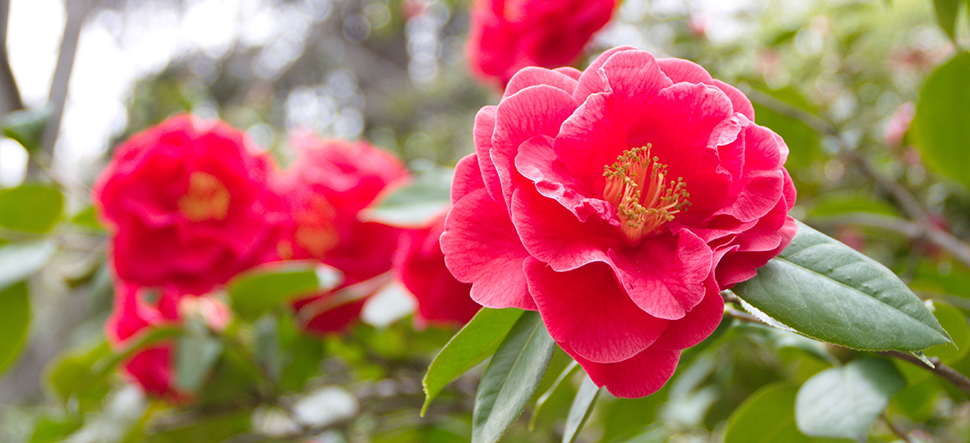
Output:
[0, 0, 24, 118]
[881, 350, 970, 397]
[880, 412, 913, 443]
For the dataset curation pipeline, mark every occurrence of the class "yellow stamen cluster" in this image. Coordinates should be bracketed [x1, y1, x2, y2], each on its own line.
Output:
[178, 172, 230, 222]
[603, 144, 690, 244]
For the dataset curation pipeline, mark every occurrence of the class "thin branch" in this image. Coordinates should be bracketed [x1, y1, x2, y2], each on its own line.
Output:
[882, 350, 970, 397]
[880, 412, 913, 443]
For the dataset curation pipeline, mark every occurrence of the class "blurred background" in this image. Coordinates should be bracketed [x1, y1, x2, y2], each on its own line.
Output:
[1, 0, 967, 441]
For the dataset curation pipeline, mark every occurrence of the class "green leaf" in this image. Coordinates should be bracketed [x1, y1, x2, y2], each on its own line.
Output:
[359, 166, 453, 227]
[807, 192, 899, 218]
[174, 333, 222, 392]
[0, 184, 63, 233]
[29, 415, 83, 443]
[0, 240, 56, 291]
[2, 107, 51, 153]
[0, 281, 30, 374]
[562, 375, 601, 443]
[732, 221, 951, 351]
[227, 261, 339, 322]
[69, 206, 105, 232]
[795, 358, 906, 440]
[46, 340, 113, 412]
[530, 360, 580, 429]
[932, 0, 961, 40]
[422, 307, 524, 415]
[724, 383, 816, 443]
[472, 311, 556, 443]
[922, 302, 970, 364]
[911, 52, 970, 190]
[146, 410, 250, 443]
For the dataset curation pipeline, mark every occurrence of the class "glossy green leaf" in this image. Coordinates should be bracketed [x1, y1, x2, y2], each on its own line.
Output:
[732, 221, 951, 351]
[472, 311, 556, 443]
[795, 358, 905, 440]
[422, 307, 524, 415]
[912, 52, 970, 190]
[932, 0, 961, 40]
[0, 184, 63, 233]
[0, 281, 30, 374]
[2, 107, 50, 153]
[0, 240, 56, 291]
[359, 166, 453, 227]
[724, 383, 816, 443]
[227, 261, 339, 322]
[562, 375, 601, 443]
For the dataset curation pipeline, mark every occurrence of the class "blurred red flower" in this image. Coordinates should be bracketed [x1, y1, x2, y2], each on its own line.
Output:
[276, 134, 410, 333]
[442, 47, 797, 398]
[93, 115, 286, 295]
[394, 213, 480, 328]
[466, 0, 616, 88]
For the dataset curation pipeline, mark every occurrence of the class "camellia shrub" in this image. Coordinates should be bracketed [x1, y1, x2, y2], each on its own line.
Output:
[1, 0, 970, 442]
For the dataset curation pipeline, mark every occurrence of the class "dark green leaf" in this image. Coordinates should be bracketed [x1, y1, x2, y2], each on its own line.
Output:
[422, 307, 524, 415]
[146, 410, 250, 443]
[0, 184, 63, 233]
[932, 0, 961, 40]
[2, 107, 51, 153]
[227, 261, 339, 322]
[795, 358, 905, 440]
[359, 166, 453, 227]
[912, 52, 970, 189]
[562, 375, 601, 443]
[472, 311, 556, 443]
[530, 360, 579, 429]
[0, 281, 30, 374]
[732, 221, 951, 351]
[724, 383, 815, 443]
[0, 240, 56, 291]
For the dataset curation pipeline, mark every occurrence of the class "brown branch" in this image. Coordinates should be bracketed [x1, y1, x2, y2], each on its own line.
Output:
[880, 412, 913, 443]
[882, 350, 970, 396]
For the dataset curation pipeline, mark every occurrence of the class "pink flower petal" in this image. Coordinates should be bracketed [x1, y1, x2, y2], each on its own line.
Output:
[658, 58, 714, 85]
[566, 343, 681, 399]
[526, 258, 669, 363]
[452, 154, 485, 205]
[514, 135, 613, 222]
[651, 277, 724, 350]
[504, 67, 580, 99]
[714, 79, 756, 121]
[442, 189, 537, 310]
[474, 106, 505, 203]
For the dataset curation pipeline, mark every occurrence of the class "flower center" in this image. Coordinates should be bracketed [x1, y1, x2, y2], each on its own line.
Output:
[603, 144, 690, 244]
[293, 195, 340, 258]
[178, 172, 230, 222]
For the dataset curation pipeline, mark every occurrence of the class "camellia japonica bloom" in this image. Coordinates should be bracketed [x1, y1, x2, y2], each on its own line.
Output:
[467, 0, 616, 87]
[276, 134, 410, 333]
[394, 213, 481, 328]
[93, 115, 286, 295]
[441, 47, 797, 398]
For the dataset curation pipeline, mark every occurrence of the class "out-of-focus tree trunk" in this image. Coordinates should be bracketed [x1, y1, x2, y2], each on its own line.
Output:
[30, 0, 89, 177]
[0, 0, 24, 120]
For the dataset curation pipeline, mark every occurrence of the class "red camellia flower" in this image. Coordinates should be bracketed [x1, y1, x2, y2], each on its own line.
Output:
[93, 115, 285, 295]
[394, 213, 481, 328]
[467, 0, 616, 87]
[106, 283, 183, 399]
[276, 133, 410, 333]
[441, 47, 797, 398]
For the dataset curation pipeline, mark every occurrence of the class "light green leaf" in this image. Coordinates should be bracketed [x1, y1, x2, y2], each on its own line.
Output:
[0, 184, 63, 233]
[911, 52, 970, 189]
[932, 0, 961, 40]
[46, 340, 113, 412]
[146, 410, 250, 443]
[422, 307, 524, 415]
[923, 302, 970, 364]
[724, 383, 819, 443]
[175, 332, 222, 392]
[732, 221, 951, 351]
[807, 192, 899, 218]
[795, 358, 906, 440]
[29, 415, 83, 443]
[359, 166, 453, 228]
[2, 107, 51, 153]
[0, 281, 30, 374]
[472, 311, 556, 443]
[227, 261, 340, 322]
[562, 375, 601, 443]
[0, 240, 56, 291]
